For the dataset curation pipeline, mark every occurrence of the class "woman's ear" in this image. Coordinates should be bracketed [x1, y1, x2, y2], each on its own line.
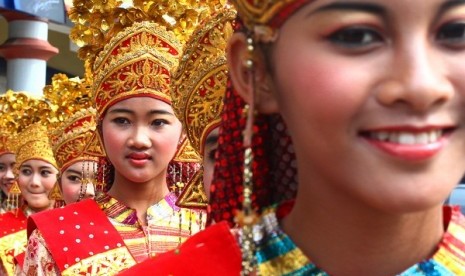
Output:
[227, 33, 279, 114]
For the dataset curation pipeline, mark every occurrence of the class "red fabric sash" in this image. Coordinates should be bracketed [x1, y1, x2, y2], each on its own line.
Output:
[28, 199, 130, 272]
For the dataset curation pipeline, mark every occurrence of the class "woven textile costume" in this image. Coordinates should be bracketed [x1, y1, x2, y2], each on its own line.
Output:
[208, 0, 465, 275]
[21, 1, 225, 275]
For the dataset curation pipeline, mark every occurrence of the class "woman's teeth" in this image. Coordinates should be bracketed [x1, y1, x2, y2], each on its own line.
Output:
[369, 130, 442, 145]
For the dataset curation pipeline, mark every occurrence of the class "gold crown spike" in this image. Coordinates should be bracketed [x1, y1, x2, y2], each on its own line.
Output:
[171, 8, 236, 156]
[230, 0, 308, 38]
[44, 74, 102, 172]
[69, 0, 228, 118]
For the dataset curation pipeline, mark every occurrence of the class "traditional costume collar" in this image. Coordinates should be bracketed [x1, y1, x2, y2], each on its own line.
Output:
[95, 192, 179, 227]
[255, 206, 465, 275]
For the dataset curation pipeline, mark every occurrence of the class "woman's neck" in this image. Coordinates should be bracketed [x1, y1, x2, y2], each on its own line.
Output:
[281, 183, 444, 276]
[107, 171, 170, 225]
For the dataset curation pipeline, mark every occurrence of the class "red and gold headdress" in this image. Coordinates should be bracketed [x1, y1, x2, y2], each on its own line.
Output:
[69, 0, 227, 119]
[0, 91, 57, 169]
[171, 8, 237, 209]
[171, 8, 236, 158]
[231, 0, 308, 35]
[45, 74, 103, 173]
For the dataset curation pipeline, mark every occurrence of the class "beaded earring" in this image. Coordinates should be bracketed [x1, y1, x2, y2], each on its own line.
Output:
[235, 34, 260, 275]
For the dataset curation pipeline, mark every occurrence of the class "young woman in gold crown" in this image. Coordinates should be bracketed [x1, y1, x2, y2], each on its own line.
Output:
[210, 0, 465, 275]
[0, 91, 59, 276]
[119, 8, 242, 275]
[45, 73, 101, 205]
[21, 1, 225, 275]
[0, 131, 15, 214]
[130, 0, 465, 275]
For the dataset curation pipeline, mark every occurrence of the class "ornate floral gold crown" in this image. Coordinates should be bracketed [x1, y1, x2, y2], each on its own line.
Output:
[11, 123, 58, 169]
[0, 91, 57, 168]
[51, 109, 101, 172]
[171, 9, 237, 209]
[45, 74, 103, 172]
[69, 0, 226, 118]
[231, 0, 308, 37]
[171, 8, 236, 156]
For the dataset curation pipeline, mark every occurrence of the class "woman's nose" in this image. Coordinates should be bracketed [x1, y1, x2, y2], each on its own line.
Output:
[375, 42, 453, 112]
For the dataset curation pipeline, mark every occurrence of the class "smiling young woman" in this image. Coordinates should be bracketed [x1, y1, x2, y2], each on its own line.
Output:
[0, 91, 59, 276]
[218, 0, 465, 274]
[114, 1, 465, 275]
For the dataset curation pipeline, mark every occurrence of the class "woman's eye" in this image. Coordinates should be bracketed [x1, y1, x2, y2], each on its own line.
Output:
[0, 165, 5, 172]
[41, 170, 52, 177]
[437, 22, 465, 47]
[152, 119, 168, 127]
[328, 27, 383, 48]
[208, 149, 217, 163]
[67, 175, 81, 183]
[20, 169, 31, 176]
[112, 117, 130, 125]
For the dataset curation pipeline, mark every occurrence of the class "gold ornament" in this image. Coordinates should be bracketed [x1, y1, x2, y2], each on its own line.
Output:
[9, 123, 58, 169]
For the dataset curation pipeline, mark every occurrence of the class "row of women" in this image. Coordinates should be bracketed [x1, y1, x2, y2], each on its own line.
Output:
[1, 0, 465, 275]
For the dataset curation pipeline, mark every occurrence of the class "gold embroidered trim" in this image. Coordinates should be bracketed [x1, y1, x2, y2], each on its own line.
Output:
[62, 246, 136, 276]
[0, 229, 27, 276]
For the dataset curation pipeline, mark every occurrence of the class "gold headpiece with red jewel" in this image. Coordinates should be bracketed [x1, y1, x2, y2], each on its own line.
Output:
[171, 9, 236, 209]
[69, 0, 227, 119]
[231, 0, 308, 40]
[0, 91, 57, 169]
[44, 74, 103, 172]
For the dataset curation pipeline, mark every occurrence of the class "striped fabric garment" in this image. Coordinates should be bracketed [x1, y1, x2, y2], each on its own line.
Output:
[255, 206, 465, 276]
[95, 192, 206, 263]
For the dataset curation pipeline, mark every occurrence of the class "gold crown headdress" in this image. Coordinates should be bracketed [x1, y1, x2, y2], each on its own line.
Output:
[69, 0, 227, 119]
[172, 8, 236, 157]
[231, 0, 308, 41]
[44, 74, 103, 172]
[170, 9, 236, 209]
[0, 91, 57, 169]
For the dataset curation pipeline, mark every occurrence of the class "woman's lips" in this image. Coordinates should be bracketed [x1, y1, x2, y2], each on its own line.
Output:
[360, 127, 454, 161]
[127, 152, 151, 166]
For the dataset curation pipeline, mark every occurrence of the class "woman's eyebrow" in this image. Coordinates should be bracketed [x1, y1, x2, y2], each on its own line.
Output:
[306, 2, 386, 18]
[438, 0, 465, 16]
[149, 110, 175, 116]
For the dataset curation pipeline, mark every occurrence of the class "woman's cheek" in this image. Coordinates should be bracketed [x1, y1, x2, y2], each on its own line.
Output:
[44, 175, 57, 192]
[62, 183, 79, 202]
